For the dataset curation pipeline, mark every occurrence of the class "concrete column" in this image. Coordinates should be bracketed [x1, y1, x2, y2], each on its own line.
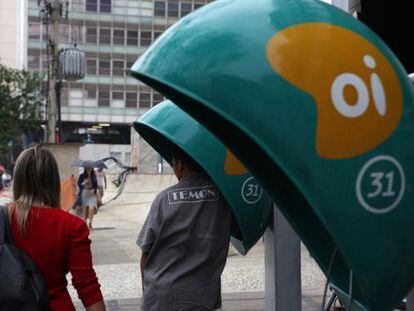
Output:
[265, 204, 302, 311]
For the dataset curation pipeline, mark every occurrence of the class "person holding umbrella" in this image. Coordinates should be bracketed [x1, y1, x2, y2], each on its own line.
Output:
[77, 162, 99, 229]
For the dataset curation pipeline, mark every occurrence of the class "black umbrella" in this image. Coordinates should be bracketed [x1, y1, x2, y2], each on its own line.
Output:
[71, 160, 107, 169]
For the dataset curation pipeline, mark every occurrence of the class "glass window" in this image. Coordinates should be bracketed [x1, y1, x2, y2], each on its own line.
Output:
[28, 55, 40, 70]
[112, 91, 124, 100]
[139, 92, 151, 108]
[100, 0, 111, 13]
[98, 60, 111, 75]
[153, 31, 162, 41]
[113, 29, 124, 45]
[71, 25, 84, 43]
[126, 92, 137, 108]
[86, 59, 97, 75]
[86, 0, 98, 12]
[112, 60, 125, 76]
[59, 24, 70, 43]
[154, 1, 165, 17]
[86, 27, 97, 43]
[180, 2, 192, 17]
[109, 152, 122, 161]
[167, 1, 179, 17]
[152, 92, 164, 105]
[99, 28, 111, 44]
[124, 152, 131, 164]
[28, 22, 40, 40]
[140, 31, 152, 46]
[127, 30, 138, 45]
[98, 90, 110, 107]
[194, 3, 204, 10]
[86, 85, 96, 98]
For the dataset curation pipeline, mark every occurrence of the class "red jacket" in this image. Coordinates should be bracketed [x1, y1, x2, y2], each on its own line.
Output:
[11, 206, 103, 310]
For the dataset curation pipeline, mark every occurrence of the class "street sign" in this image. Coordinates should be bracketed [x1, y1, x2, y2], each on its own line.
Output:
[130, 0, 414, 309]
[133, 101, 273, 254]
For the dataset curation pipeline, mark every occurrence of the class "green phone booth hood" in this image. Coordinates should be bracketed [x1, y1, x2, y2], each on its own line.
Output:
[134, 100, 273, 255]
[130, 0, 414, 309]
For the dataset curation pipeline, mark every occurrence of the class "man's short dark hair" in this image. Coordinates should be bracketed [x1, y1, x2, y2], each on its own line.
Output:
[172, 146, 203, 172]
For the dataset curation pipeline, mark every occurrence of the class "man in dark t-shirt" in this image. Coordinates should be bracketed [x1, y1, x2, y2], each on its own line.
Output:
[137, 148, 231, 311]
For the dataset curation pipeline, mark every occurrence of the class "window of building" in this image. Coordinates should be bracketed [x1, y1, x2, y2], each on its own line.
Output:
[28, 55, 40, 70]
[28, 22, 40, 40]
[71, 25, 84, 43]
[194, 3, 204, 10]
[180, 2, 192, 17]
[86, 58, 97, 75]
[113, 29, 125, 45]
[109, 152, 122, 161]
[153, 31, 162, 41]
[167, 1, 179, 17]
[127, 30, 138, 45]
[124, 152, 131, 164]
[86, 85, 96, 98]
[98, 88, 110, 106]
[100, 0, 111, 13]
[59, 24, 70, 43]
[86, 27, 97, 43]
[139, 92, 151, 108]
[112, 91, 124, 100]
[126, 92, 138, 108]
[152, 92, 164, 105]
[98, 60, 111, 75]
[112, 60, 125, 76]
[140, 31, 152, 46]
[99, 28, 111, 44]
[154, 1, 165, 17]
[86, 0, 98, 12]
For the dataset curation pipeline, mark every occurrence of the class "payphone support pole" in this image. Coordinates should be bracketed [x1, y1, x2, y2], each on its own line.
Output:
[265, 204, 302, 311]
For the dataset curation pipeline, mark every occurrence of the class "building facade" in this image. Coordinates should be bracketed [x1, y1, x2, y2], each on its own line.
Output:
[0, 0, 27, 69]
[26, 0, 212, 166]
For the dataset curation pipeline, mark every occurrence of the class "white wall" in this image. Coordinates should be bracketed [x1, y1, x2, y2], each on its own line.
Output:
[0, 0, 27, 69]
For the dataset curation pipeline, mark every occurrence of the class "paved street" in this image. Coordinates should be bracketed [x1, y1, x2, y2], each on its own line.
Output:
[2, 175, 329, 311]
[67, 174, 328, 310]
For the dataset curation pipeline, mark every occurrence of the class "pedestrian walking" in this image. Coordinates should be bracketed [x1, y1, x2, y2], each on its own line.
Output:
[4, 145, 105, 311]
[137, 147, 231, 311]
[78, 167, 98, 229]
[95, 166, 107, 207]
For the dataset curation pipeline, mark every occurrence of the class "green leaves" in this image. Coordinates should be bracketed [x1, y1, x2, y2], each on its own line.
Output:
[0, 64, 44, 164]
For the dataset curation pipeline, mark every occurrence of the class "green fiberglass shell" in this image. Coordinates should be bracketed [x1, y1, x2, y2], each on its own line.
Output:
[133, 100, 273, 255]
[130, 0, 414, 309]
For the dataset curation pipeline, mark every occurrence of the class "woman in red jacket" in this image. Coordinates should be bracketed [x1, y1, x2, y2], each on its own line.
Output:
[9, 145, 105, 311]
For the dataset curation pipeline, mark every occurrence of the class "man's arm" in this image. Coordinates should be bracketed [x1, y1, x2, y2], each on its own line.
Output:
[140, 251, 149, 294]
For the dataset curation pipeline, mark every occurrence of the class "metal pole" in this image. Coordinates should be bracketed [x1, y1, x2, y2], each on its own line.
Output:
[55, 77, 62, 143]
[46, 0, 61, 143]
[265, 203, 302, 311]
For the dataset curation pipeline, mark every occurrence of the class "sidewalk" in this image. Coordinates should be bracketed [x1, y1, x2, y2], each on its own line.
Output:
[68, 174, 327, 310]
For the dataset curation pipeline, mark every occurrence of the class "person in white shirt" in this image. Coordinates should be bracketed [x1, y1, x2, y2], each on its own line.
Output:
[95, 167, 107, 207]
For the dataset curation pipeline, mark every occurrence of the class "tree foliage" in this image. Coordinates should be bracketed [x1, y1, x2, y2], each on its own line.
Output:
[0, 64, 44, 165]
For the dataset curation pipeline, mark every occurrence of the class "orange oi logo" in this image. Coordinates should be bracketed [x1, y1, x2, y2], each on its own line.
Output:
[225, 149, 248, 175]
[266, 23, 403, 159]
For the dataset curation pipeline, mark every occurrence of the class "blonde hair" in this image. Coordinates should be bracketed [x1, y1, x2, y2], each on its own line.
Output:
[12, 145, 61, 233]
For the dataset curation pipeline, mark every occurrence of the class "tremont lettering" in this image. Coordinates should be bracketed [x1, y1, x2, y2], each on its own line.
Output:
[168, 185, 219, 204]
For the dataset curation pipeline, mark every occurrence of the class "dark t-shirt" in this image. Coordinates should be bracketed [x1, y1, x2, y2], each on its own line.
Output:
[137, 172, 231, 311]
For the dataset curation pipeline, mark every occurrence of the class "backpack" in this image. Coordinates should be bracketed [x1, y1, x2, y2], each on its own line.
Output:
[0, 206, 50, 311]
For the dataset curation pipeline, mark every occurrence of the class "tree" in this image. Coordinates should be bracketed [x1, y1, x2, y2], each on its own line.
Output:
[0, 64, 44, 166]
